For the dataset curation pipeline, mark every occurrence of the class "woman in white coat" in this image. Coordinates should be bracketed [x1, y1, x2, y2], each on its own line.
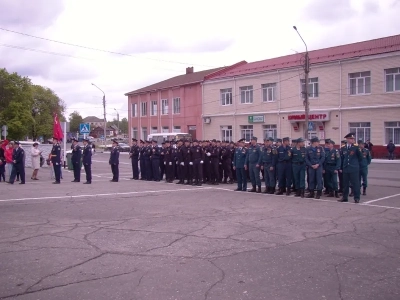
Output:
[31, 142, 42, 180]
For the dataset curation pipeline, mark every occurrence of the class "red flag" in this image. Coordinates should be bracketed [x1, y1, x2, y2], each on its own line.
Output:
[53, 113, 63, 141]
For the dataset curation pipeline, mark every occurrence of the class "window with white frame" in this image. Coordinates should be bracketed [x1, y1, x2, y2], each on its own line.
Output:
[262, 83, 276, 102]
[151, 127, 157, 134]
[173, 126, 181, 133]
[162, 126, 169, 133]
[385, 122, 400, 144]
[132, 127, 138, 139]
[140, 102, 147, 116]
[220, 88, 233, 106]
[240, 125, 253, 142]
[349, 122, 371, 142]
[385, 68, 400, 92]
[131, 103, 138, 117]
[150, 100, 157, 116]
[262, 124, 277, 139]
[173, 97, 180, 114]
[300, 77, 319, 98]
[240, 86, 253, 104]
[142, 127, 148, 140]
[349, 71, 371, 95]
[221, 126, 233, 142]
[161, 99, 169, 115]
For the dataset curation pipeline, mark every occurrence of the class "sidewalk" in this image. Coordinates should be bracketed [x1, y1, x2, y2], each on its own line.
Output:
[371, 159, 400, 164]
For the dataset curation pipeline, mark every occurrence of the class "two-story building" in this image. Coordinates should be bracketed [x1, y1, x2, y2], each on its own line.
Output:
[202, 34, 400, 156]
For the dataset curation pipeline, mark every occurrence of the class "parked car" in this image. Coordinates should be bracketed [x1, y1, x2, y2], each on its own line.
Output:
[118, 143, 130, 152]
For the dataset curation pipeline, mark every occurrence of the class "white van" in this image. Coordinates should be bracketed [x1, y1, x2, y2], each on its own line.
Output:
[147, 133, 192, 145]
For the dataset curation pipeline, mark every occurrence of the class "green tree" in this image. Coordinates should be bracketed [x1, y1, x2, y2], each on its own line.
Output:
[119, 117, 128, 134]
[69, 111, 83, 133]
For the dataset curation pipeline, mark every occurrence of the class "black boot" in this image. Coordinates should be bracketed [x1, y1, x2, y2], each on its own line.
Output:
[300, 189, 305, 198]
[269, 187, 275, 194]
[324, 189, 329, 195]
[362, 187, 366, 196]
[335, 191, 340, 198]
[263, 187, 269, 194]
[327, 191, 334, 197]
[285, 187, 291, 196]
[295, 189, 301, 197]
[275, 188, 284, 195]
[257, 186, 261, 193]
[248, 185, 256, 193]
[306, 191, 315, 198]
[315, 190, 322, 199]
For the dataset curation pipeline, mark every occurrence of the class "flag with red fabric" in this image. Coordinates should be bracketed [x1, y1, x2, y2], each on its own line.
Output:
[53, 113, 64, 141]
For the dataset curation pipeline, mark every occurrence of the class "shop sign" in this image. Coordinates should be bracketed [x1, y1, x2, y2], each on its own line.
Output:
[288, 111, 330, 122]
[248, 115, 265, 123]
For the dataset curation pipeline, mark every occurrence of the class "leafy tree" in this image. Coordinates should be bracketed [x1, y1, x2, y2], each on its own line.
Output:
[69, 111, 83, 132]
[119, 117, 128, 134]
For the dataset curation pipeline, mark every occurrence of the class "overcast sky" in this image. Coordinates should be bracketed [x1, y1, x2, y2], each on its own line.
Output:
[1, 0, 399, 121]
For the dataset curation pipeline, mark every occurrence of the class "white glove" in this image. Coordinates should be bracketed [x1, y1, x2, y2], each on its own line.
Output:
[164, 162, 166, 165]
[180, 162, 184, 166]
[169, 162, 172, 166]
[219, 162, 222, 165]
[206, 152, 211, 157]
[189, 162, 193, 165]
[200, 160, 203, 164]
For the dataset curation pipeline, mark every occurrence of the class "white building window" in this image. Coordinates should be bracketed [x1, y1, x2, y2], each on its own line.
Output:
[142, 127, 148, 140]
[132, 127, 138, 139]
[263, 124, 277, 139]
[262, 83, 276, 102]
[220, 88, 233, 106]
[140, 102, 147, 116]
[240, 125, 253, 142]
[240, 86, 253, 104]
[162, 126, 169, 133]
[385, 68, 400, 92]
[161, 99, 169, 115]
[301, 77, 319, 98]
[349, 122, 370, 142]
[150, 100, 157, 116]
[173, 97, 180, 114]
[349, 71, 371, 95]
[173, 126, 181, 133]
[385, 122, 400, 144]
[131, 103, 138, 117]
[151, 126, 157, 134]
[221, 126, 233, 142]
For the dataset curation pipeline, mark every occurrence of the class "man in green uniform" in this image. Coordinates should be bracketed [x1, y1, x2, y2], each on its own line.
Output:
[323, 140, 341, 198]
[358, 139, 371, 196]
[338, 133, 363, 203]
[291, 138, 306, 198]
[261, 137, 277, 194]
[245, 136, 262, 193]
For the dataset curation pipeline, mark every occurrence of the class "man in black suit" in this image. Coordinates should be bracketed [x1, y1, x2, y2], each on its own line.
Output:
[109, 140, 120, 182]
[71, 138, 82, 182]
[82, 138, 92, 184]
[8, 141, 25, 184]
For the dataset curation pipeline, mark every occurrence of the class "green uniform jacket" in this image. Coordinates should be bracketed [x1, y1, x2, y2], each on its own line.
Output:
[245, 144, 262, 165]
[233, 147, 248, 168]
[340, 144, 363, 173]
[324, 148, 341, 170]
[291, 146, 306, 163]
[360, 148, 371, 167]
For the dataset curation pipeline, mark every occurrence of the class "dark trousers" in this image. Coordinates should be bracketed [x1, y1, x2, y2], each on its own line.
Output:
[84, 164, 92, 183]
[165, 162, 174, 181]
[211, 159, 219, 183]
[159, 159, 165, 180]
[10, 163, 25, 184]
[0, 164, 5, 181]
[236, 168, 247, 191]
[222, 159, 232, 181]
[178, 163, 185, 181]
[152, 159, 160, 181]
[308, 166, 323, 190]
[53, 163, 61, 182]
[73, 162, 80, 182]
[249, 164, 261, 187]
[132, 158, 139, 179]
[338, 171, 343, 192]
[193, 159, 203, 182]
[325, 169, 338, 191]
[264, 163, 276, 188]
[292, 163, 305, 189]
[343, 171, 360, 200]
[185, 163, 193, 181]
[204, 159, 211, 182]
[359, 167, 368, 187]
[111, 164, 119, 181]
[139, 159, 145, 179]
[388, 151, 394, 160]
[277, 162, 292, 188]
[144, 159, 152, 180]
[218, 164, 224, 182]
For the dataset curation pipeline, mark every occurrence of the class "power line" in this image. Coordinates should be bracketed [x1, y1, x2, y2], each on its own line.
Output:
[0, 27, 217, 67]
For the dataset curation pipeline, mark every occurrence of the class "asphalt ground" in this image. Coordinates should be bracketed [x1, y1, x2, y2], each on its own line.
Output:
[0, 153, 399, 300]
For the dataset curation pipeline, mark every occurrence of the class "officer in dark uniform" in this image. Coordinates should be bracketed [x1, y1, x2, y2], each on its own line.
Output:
[181, 140, 192, 185]
[323, 140, 341, 198]
[230, 141, 236, 182]
[176, 140, 185, 184]
[261, 137, 277, 194]
[160, 142, 166, 180]
[221, 141, 233, 183]
[203, 140, 212, 184]
[129, 138, 140, 180]
[305, 137, 325, 199]
[144, 140, 153, 181]
[338, 133, 363, 203]
[190, 139, 204, 186]
[358, 139, 371, 196]
[276, 137, 292, 195]
[139, 140, 146, 180]
[109, 139, 120, 182]
[151, 140, 161, 181]
[209, 139, 221, 185]
[233, 139, 247, 191]
[245, 136, 262, 193]
[82, 138, 92, 184]
[71, 138, 82, 182]
[51, 137, 62, 184]
[291, 138, 307, 198]
[8, 141, 25, 184]
[338, 140, 346, 193]
[323, 139, 331, 195]
[163, 141, 174, 183]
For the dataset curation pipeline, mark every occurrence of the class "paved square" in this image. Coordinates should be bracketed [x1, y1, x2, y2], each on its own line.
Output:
[0, 154, 399, 299]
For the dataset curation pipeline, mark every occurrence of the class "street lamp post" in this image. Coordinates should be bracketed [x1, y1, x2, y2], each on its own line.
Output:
[293, 26, 310, 140]
[114, 108, 120, 135]
[91, 83, 107, 147]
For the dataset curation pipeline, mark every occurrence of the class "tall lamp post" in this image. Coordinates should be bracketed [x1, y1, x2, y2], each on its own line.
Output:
[114, 108, 120, 135]
[293, 26, 310, 140]
[91, 83, 107, 147]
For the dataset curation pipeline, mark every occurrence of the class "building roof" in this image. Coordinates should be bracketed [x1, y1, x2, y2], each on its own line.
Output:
[83, 116, 104, 123]
[206, 34, 400, 80]
[124, 67, 225, 95]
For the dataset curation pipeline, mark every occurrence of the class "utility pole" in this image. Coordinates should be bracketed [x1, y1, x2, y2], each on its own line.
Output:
[91, 83, 107, 147]
[293, 26, 310, 140]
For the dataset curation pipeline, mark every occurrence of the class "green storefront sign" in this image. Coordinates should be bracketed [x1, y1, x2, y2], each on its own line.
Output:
[248, 115, 265, 123]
